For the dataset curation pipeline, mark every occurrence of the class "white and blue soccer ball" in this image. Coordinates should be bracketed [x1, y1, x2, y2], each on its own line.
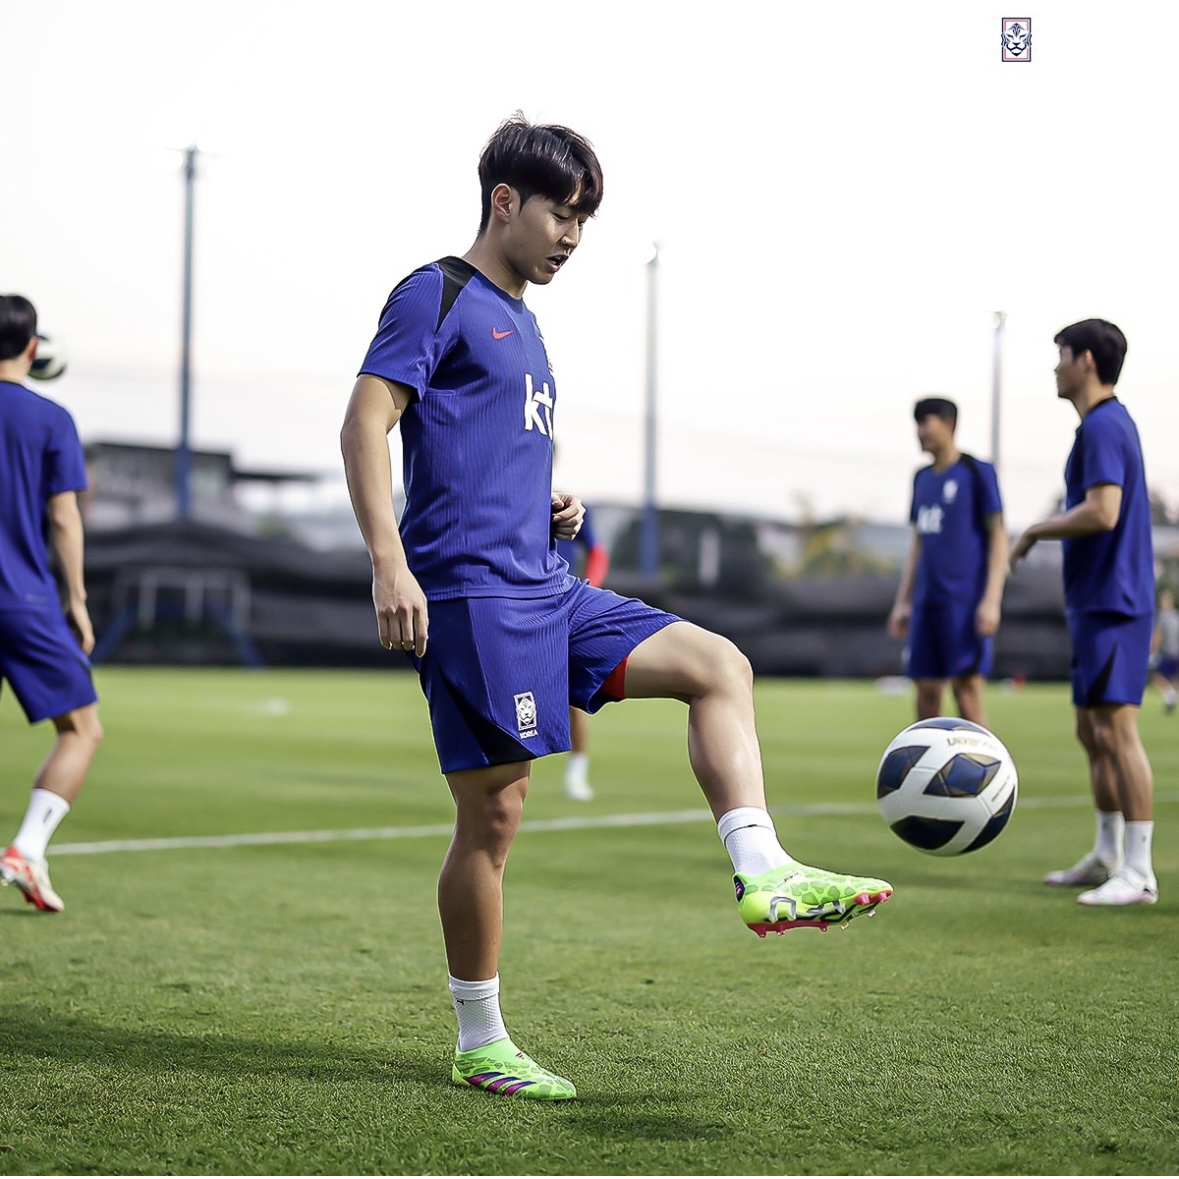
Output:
[876, 717, 1018, 855]
[30, 332, 67, 381]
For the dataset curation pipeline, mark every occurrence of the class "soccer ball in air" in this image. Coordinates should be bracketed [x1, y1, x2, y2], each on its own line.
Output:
[876, 717, 1018, 855]
[30, 333, 67, 381]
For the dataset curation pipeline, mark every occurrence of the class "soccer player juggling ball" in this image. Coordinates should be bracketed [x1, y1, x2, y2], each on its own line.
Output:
[340, 115, 893, 1101]
[1010, 319, 1158, 907]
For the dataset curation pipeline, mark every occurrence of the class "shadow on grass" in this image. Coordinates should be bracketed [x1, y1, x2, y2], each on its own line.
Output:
[565, 1102, 730, 1141]
[0, 1002, 443, 1088]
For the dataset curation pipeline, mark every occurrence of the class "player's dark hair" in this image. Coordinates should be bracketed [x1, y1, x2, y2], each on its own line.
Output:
[1054, 319, 1128, 385]
[477, 113, 604, 233]
[914, 397, 958, 425]
[0, 294, 37, 362]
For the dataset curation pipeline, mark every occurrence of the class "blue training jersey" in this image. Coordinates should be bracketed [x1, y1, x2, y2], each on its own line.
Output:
[359, 257, 573, 601]
[0, 380, 88, 610]
[1062, 397, 1154, 617]
[910, 455, 1002, 608]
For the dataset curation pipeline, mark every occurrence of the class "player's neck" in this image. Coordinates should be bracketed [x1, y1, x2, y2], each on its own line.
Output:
[931, 444, 960, 472]
[462, 238, 527, 300]
[0, 361, 30, 384]
[1074, 385, 1117, 419]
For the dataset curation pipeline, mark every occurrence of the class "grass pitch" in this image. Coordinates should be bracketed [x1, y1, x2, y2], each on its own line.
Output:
[1, 668, 1177, 1176]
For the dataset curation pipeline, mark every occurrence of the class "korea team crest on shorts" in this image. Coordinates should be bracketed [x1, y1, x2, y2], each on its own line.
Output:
[514, 691, 539, 739]
[1001, 18, 1031, 62]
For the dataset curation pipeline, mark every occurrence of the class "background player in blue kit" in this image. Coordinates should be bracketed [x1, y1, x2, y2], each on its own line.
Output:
[1011, 319, 1158, 907]
[556, 501, 609, 801]
[887, 398, 1008, 726]
[0, 294, 104, 913]
[340, 115, 893, 1101]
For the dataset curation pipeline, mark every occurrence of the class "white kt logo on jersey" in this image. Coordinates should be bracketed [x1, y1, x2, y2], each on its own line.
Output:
[523, 373, 554, 436]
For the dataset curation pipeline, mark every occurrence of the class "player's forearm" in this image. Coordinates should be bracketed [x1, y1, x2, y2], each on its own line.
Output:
[983, 524, 1009, 605]
[1025, 500, 1116, 543]
[893, 538, 920, 607]
[340, 421, 408, 569]
[47, 496, 88, 605]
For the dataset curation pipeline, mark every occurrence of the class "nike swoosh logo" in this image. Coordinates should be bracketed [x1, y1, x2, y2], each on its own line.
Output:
[492, 328, 514, 340]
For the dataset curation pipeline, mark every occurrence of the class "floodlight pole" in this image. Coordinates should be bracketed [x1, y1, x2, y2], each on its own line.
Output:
[177, 144, 197, 520]
[639, 244, 661, 579]
[991, 311, 1006, 475]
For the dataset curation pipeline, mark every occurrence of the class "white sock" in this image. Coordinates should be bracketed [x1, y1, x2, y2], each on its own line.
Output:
[717, 807, 793, 876]
[1094, 809, 1125, 867]
[448, 974, 509, 1053]
[12, 789, 71, 862]
[565, 753, 589, 787]
[1124, 821, 1155, 881]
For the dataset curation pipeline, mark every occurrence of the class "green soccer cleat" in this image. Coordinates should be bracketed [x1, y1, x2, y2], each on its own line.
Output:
[452, 1037, 576, 1101]
[734, 861, 893, 936]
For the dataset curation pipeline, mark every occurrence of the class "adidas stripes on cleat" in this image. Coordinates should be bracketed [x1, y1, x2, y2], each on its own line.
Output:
[734, 861, 892, 936]
[452, 1037, 576, 1101]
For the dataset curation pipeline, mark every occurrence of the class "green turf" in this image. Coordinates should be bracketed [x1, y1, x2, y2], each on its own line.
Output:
[2, 669, 1177, 1175]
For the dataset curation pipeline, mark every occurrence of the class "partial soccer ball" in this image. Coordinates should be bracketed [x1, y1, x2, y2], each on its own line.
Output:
[30, 333, 67, 381]
[876, 717, 1018, 856]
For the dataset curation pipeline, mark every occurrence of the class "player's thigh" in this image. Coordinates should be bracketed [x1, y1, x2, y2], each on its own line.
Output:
[622, 619, 752, 701]
[0, 610, 97, 724]
[565, 582, 679, 710]
[414, 596, 571, 773]
[1067, 612, 1152, 709]
[445, 761, 532, 841]
[52, 700, 104, 741]
[906, 606, 949, 679]
[909, 604, 987, 679]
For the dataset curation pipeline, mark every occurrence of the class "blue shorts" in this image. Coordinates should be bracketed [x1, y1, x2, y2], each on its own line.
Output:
[410, 581, 679, 774]
[1067, 611, 1152, 708]
[0, 609, 98, 724]
[906, 602, 992, 681]
[1157, 654, 1178, 680]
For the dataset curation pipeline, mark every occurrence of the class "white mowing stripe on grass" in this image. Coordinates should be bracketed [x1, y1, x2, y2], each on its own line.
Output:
[48, 790, 1179, 858]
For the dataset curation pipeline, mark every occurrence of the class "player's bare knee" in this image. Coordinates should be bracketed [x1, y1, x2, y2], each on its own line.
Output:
[704, 634, 753, 697]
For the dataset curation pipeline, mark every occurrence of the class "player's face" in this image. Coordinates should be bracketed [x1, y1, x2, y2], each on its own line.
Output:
[507, 191, 587, 286]
[916, 413, 952, 453]
[1055, 345, 1086, 399]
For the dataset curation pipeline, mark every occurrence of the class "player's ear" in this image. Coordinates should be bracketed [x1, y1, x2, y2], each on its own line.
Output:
[490, 183, 515, 225]
[24, 335, 38, 362]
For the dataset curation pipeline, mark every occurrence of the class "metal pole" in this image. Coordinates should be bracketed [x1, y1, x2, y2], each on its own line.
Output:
[640, 244, 660, 578]
[177, 145, 197, 520]
[991, 311, 1006, 474]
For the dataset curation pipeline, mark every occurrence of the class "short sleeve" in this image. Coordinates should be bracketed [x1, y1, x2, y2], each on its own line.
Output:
[979, 461, 1003, 515]
[44, 406, 88, 495]
[358, 267, 450, 399]
[1078, 416, 1127, 490]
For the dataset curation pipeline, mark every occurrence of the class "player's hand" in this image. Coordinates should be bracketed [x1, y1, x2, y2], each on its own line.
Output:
[886, 603, 911, 640]
[1009, 531, 1036, 574]
[66, 600, 95, 655]
[551, 492, 585, 541]
[975, 600, 1001, 637]
[372, 561, 429, 656]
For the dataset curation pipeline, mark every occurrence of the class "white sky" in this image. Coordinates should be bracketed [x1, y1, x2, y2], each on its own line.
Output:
[5, 0, 1178, 531]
